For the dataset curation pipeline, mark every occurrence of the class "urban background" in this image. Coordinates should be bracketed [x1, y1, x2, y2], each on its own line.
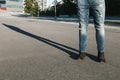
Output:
[0, 0, 120, 16]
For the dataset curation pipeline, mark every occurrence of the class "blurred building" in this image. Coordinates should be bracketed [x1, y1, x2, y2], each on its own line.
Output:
[6, 0, 23, 12]
[0, 0, 47, 12]
[38, 0, 47, 11]
[0, 0, 6, 10]
[0, 0, 23, 12]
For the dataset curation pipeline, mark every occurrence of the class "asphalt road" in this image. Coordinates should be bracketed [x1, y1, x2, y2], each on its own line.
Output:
[0, 16, 120, 80]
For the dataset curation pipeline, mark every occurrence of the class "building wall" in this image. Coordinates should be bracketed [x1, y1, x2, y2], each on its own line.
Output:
[0, 0, 6, 10]
[6, 0, 23, 12]
[0, 0, 23, 12]
[38, 0, 47, 11]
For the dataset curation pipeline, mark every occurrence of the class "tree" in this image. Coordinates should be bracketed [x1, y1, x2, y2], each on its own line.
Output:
[24, 0, 39, 16]
[58, 0, 77, 16]
[106, 0, 120, 16]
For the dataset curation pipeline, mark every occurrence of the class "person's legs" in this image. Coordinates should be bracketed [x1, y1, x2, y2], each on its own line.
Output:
[77, 0, 90, 59]
[91, 0, 106, 62]
[78, 0, 89, 52]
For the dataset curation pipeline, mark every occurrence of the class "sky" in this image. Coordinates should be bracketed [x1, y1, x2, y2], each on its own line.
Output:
[47, 0, 61, 7]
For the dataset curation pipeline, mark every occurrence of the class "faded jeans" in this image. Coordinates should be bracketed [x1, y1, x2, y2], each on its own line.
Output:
[77, 0, 105, 52]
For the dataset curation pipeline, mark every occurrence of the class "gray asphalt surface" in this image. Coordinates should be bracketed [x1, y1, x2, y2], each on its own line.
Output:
[0, 16, 120, 80]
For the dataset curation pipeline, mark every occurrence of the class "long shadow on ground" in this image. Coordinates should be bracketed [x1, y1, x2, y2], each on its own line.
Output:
[2, 23, 99, 61]
[2, 23, 79, 59]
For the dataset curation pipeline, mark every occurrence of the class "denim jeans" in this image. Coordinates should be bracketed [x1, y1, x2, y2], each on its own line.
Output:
[77, 0, 105, 52]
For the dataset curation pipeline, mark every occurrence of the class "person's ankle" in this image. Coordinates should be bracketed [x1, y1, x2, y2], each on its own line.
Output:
[77, 52, 86, 60]
[98, 52, 106, 62]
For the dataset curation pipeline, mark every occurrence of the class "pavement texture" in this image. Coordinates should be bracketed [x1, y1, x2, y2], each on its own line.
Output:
[0, 16, 120, 80]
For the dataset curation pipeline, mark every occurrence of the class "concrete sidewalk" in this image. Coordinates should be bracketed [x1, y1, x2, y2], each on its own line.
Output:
[12, 14, 120, 27]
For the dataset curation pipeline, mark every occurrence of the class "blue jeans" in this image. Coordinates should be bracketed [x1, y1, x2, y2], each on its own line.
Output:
[77, 0, 105, 52]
